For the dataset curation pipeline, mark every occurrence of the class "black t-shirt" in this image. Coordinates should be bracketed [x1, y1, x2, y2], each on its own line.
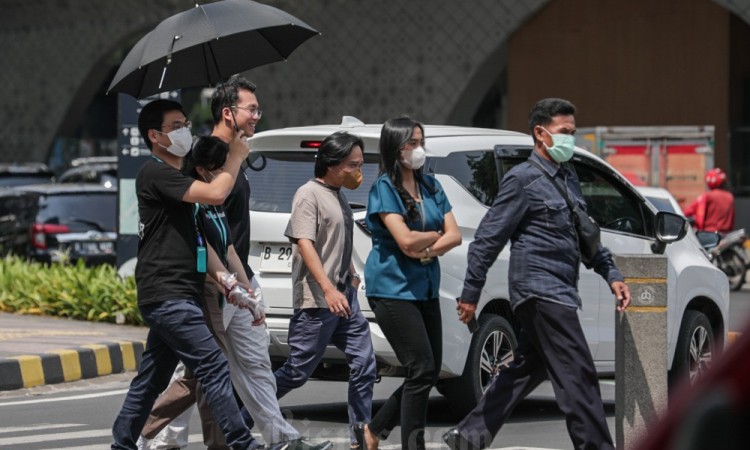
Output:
[199, 204, 233, 268]
[224, 163, 254, 279]
[135, 158, 204, 305]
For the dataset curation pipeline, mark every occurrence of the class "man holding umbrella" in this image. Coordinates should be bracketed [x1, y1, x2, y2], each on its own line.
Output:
[110, 99, 256, 450]
[107, 1, 322, 449]
[141, 77, 331, 450]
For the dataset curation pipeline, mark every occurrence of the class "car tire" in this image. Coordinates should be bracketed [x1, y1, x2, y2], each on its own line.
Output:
[669, 310, 713, 388]
[441, 314, 517, 417]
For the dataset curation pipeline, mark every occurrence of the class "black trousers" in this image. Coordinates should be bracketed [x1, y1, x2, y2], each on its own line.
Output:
[368, 297, 442, 450]
[455, 298, 614, 450]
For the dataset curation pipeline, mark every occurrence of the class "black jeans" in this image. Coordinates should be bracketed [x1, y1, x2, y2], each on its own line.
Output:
[368, 297, 442, 450]
[111, 299, 254, 450]
[455, 298, 613, 450]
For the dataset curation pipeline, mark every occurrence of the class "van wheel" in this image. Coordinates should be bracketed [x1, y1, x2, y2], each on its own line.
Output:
[669, 310, 713, 388]
[442, 315, 517, 417]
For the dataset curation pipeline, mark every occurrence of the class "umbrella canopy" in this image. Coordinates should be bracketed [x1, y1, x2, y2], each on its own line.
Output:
[108, 0, 319, 98]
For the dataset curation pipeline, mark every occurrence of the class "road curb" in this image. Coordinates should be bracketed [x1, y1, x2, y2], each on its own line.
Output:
[0, 340, 145, 391]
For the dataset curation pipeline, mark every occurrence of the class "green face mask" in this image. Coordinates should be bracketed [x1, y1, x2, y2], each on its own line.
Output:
[541, 127, 575, 163]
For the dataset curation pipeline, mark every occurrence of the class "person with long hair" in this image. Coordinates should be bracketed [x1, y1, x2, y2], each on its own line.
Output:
[276, 131, 378, 450]
[357, 116, 461, 450]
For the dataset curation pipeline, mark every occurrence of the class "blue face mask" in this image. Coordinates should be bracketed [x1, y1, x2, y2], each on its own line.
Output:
[541, 127, 575, 163]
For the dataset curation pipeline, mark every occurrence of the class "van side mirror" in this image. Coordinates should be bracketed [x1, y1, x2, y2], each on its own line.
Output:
[651, 211, 688, 254]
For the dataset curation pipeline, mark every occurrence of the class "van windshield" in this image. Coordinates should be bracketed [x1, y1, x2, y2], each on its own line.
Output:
[247, 151, 381, 213]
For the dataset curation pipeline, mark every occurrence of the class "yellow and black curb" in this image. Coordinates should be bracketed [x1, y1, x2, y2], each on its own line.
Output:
[0, 340, 146, 391]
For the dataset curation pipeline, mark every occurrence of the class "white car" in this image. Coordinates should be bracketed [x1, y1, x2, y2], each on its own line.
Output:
[245, 117, 729, 414]
[636, 186, 684, 215]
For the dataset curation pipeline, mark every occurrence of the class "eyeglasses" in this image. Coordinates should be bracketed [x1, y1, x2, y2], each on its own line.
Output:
[160, 120, 192, 132]
[232, 105, 263, 119]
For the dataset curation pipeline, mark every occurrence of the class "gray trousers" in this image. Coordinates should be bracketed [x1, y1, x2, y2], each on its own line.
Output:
[218, 280, 300, 444]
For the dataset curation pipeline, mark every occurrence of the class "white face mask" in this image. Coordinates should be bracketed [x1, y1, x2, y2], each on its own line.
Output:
[402, 146, 426, 170]
[158, 127, 193, 157]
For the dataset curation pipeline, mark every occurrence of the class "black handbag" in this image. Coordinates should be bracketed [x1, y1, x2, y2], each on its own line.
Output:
[529, 160, 600, 265]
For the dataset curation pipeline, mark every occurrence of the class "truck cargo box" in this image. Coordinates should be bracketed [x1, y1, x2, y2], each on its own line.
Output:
[575, 126, 714, 210]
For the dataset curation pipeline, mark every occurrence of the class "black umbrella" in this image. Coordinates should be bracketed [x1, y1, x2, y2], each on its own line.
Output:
[107, 0, 320, 98]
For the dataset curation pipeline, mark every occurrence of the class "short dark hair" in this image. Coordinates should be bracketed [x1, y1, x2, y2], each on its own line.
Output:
[181, 136, 229, 178]
[210, 75, 257, 124]
[528, 98, 576, 141]
[138, 99, 185, 150]
[313, 131, 364, 178]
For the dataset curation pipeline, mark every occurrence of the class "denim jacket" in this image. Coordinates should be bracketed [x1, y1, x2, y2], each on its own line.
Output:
[460, 151, 623, 310]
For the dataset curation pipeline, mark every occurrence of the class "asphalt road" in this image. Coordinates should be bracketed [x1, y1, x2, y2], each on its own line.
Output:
[0, 373, 614, 450]
[1, 286, 747, 450]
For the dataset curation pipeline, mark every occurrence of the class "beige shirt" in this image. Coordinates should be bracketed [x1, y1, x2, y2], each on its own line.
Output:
[284, 180, 353, 309]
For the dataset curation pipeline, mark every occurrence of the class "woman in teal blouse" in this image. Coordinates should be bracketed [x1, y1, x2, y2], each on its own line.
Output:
[358, 117, 461, 450]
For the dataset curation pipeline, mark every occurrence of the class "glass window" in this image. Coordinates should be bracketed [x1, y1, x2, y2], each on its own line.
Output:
[571, 162, 647, 236]
[427, 151, 498, 206]
[644, 196, 677, 214]
[37, 193, 117, 231]
[247, 151, 381, 213]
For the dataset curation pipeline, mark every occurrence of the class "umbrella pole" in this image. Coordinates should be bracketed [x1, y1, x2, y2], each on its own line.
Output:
[207, 41, 241, 133]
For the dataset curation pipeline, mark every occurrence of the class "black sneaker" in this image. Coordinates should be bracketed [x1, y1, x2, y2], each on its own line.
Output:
[266, 438, 333, 450]
[442, 428, 480, 450]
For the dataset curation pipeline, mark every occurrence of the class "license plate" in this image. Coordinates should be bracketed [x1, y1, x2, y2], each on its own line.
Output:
[259, 243, 293, 273]
[73, 241, 114, 255]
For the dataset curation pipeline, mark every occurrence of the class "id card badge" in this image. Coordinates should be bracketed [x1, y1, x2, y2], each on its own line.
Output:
[196, 246, 207, 273]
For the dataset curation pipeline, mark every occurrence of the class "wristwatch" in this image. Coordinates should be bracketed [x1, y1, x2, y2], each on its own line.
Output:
[351, 272, 361, 280]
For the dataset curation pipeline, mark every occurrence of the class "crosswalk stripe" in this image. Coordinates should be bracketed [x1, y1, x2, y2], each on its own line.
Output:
[0, 388, 128, 406]
[46, 433, 205, 450]
[0, 429, 111, 446]
[0, 424, 83, 434]
[1, 425, 562, 450]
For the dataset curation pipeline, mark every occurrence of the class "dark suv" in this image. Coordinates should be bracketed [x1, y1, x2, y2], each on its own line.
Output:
[12, 184, 117, 266]
[57, 157, 117, 188]
[0, 188, 38, 255]
[0, 163, 54, 188]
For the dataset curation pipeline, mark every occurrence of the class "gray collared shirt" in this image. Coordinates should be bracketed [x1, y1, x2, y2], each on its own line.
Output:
[460, 151, 623, 310]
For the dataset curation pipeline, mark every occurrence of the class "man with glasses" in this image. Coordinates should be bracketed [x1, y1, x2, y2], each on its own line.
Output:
[139, 78, 329, 450]
[111, 99, 256, 450]
[206, 75, 329, 450]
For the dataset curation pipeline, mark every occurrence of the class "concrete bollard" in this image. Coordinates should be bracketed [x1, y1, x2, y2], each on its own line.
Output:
[613, 254, 668, 450]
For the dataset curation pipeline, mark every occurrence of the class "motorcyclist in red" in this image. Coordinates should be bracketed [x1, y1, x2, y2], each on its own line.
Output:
[683, 168, 735, 233]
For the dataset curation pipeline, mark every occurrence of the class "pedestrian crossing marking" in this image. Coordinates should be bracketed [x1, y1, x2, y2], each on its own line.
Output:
[0, 424, 563, 449]
[0, 423, 83, 434]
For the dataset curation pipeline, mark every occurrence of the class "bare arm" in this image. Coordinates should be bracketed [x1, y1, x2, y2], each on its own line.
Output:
[379, 210, 462, 259]
[298, 238, 351, 317]
[206, 243, 228, 287]
[227, 244, 265, 324]
[227, 245, 251, 291]
[427, 211, 462, 256]
[182, 131, 248, 205]
[379, 212, 441, 258]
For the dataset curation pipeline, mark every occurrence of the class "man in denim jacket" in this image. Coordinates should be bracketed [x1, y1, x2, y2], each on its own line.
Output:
[444, 98, 631, 450]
